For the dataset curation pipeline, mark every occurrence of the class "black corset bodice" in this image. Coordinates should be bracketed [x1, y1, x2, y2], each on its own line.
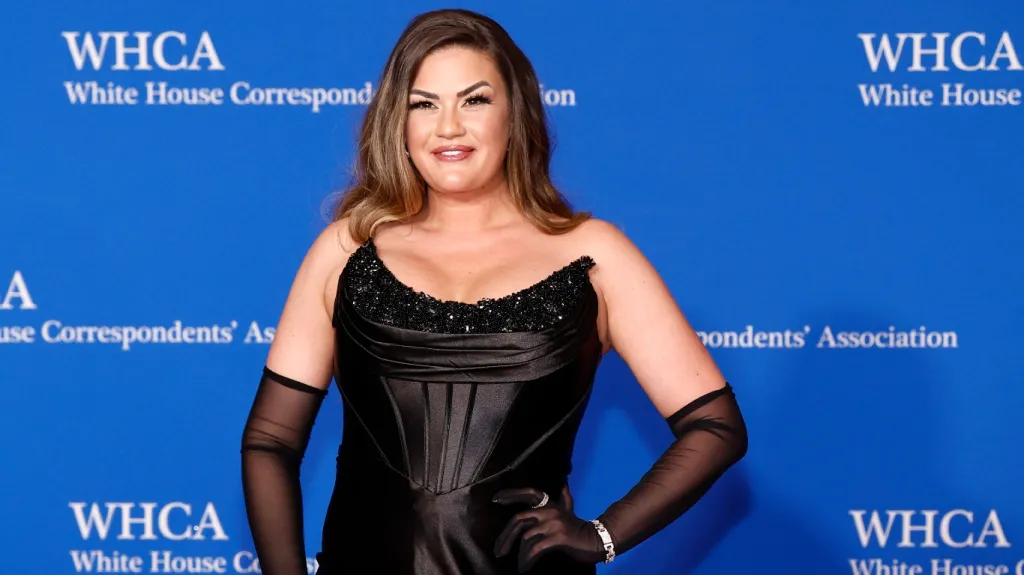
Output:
[319, 239, 603, 575]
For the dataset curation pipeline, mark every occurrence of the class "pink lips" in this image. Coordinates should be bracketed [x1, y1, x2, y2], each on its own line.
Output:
[431, 145, 475, 162]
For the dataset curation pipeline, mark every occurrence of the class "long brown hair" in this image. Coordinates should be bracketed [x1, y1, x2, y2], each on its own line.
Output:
[331, 9, 589, 243]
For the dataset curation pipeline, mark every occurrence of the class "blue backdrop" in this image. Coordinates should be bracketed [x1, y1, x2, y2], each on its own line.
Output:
[3, 0, 1022, 573]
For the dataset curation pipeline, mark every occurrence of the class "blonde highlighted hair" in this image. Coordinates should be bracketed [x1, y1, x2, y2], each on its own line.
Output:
[331, 9, 589, 243]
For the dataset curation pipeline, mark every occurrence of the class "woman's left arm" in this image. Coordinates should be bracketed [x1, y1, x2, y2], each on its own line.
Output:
[494, 221, 748, 569]
[587, 220, 748, 552]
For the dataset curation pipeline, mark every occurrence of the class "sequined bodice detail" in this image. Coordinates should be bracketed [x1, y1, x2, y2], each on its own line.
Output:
[342, 239, 596, 333]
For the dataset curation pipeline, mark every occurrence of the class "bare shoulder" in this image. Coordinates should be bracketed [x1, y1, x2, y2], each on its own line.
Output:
[568, 216, 670, 327]
[313, 218, 362, 311]
[571, 217, 632, 252]
[310, 217, 362, 265]
[567, 217, 651, 281]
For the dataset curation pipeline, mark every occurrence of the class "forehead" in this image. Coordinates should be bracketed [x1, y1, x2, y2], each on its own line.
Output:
[411, 46, 504, 92]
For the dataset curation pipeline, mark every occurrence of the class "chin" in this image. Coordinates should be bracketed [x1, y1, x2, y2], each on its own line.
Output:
[428, 181, 484, 195]
[425, 173, 501, 195]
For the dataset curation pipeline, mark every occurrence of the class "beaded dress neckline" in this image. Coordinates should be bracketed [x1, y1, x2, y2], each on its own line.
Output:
[340, 238, 596, 334]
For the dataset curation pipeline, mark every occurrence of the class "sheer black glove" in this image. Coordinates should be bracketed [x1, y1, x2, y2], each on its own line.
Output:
[240, 367, 327, 575]
[493, 485, 605, 572]
[597, 383, 747, 556]
[494, 383, 747, 567]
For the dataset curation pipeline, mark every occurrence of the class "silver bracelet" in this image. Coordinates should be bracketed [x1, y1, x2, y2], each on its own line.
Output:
[590, 519, 616, 563]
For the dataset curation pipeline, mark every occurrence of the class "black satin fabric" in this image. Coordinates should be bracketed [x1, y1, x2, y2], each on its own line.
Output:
[317, 275, 603, 575]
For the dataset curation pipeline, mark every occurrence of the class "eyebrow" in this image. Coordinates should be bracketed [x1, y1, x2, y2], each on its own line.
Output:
[409, 81, 492, 100]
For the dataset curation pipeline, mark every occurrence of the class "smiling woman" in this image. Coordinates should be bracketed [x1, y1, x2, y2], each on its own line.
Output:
[239, 8, 748, 575]
[331, 9, 587, 244]
[404, 51, 511, 204]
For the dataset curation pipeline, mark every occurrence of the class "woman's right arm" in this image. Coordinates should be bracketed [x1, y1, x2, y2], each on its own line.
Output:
[240, 220, 355, 575]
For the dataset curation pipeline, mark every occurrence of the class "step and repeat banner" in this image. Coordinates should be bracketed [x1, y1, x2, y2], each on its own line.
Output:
[2, 0, 1022, 573]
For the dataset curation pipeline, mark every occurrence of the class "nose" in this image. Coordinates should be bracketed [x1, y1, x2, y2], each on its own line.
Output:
[435, 106, 465, 139]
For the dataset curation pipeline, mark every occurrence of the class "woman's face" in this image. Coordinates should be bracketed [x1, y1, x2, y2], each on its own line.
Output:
[405, 47, 510, 195]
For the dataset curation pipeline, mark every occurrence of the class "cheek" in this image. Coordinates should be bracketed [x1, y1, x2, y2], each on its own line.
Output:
[474, 112, 510, 150]
[405, 117, 431, 148]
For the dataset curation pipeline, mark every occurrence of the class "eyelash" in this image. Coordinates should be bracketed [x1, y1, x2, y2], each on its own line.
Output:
[465, 93, 491, 105]
[408, 93, 492, 109]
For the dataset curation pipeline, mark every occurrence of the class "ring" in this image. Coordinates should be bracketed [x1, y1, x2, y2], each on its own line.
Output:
[532, 492, 549, 508]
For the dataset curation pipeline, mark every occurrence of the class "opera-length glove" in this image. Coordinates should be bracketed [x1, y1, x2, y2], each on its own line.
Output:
[240, 367, 327, 575]
[494, 383, 748, 572]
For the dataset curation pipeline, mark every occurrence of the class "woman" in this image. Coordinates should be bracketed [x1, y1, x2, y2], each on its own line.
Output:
[240, 8, 747, 575]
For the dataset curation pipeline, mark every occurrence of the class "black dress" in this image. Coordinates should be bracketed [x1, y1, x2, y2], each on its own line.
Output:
[321, 239, 601, 574]
[241, 238, 749, 575]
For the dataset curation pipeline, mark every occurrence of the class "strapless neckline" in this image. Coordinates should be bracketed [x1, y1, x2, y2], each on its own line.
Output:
[335, 238, 596, 334]
[361, 237, 595, 308]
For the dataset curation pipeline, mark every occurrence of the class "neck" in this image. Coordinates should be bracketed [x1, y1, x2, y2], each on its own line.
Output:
[416, 178, 518, 234]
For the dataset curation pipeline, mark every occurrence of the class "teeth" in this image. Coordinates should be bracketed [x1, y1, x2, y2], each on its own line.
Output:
[441, 150, 463, 156]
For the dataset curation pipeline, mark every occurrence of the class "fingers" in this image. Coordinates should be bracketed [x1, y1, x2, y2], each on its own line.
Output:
[494, 512, 538, 557]
[492, 485, 569, 565]
[492, 487, 547, 507]
[518, 531, 561, 572]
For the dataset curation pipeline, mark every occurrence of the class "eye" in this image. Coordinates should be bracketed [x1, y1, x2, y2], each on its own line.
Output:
[464, 94, 492, 106]
[408, 100, 434, 110]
